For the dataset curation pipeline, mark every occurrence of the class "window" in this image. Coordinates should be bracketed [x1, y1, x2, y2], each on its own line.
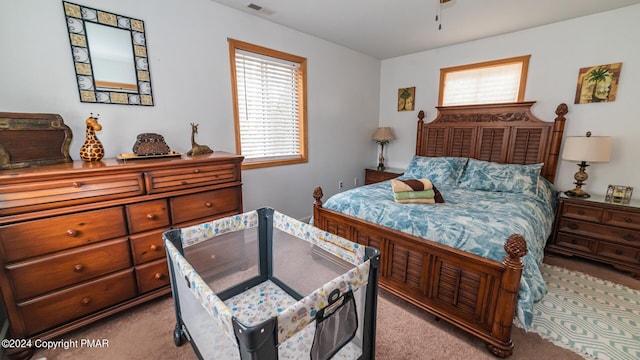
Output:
[228, 39, 307, 169]
[439, 55, 530, 106]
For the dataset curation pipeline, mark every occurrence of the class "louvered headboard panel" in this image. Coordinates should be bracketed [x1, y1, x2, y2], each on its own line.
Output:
[415, 102, 568, 183]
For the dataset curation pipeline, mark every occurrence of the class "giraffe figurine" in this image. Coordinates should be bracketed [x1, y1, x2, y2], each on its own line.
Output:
[80, 113, 105, 161]
[187, 123, 213, 156]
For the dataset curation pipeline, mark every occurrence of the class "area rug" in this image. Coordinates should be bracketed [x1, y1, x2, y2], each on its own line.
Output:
[519, 263, 640, 360]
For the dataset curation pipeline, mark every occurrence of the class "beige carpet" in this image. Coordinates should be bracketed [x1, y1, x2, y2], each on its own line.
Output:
[33, 255, 640, 360]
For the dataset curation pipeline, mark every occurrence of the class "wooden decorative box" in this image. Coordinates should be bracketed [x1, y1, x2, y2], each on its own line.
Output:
[0, 112, 73, 169]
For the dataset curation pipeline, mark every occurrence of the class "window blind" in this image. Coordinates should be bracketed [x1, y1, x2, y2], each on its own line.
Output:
[442, 62, 523, 106]
[235, 50, 301, 161]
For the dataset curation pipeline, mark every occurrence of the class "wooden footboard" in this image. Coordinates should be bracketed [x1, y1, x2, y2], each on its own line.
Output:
[313, 188, 527, 357]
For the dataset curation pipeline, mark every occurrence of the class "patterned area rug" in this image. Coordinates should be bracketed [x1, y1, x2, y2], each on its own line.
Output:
[520, 263, 640, 360]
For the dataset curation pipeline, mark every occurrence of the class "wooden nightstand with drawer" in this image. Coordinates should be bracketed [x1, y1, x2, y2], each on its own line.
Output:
[364, 167, 404, 185]
[546, 194, 640, 278]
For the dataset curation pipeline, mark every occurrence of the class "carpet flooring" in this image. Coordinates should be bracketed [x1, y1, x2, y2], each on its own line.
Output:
[522, 263, 640, 360]
[31, 256, 639, 360]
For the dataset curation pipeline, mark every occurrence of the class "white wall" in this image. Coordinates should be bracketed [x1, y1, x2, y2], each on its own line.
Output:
[380, 5, 640, 196]
[0, 0, 381, 219]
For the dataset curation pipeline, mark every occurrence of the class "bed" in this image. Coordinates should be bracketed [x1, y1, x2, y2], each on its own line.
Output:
[312, 101, 568, 357]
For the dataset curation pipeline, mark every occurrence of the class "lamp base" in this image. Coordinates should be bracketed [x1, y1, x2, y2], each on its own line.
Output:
[564, 188, 591, 198]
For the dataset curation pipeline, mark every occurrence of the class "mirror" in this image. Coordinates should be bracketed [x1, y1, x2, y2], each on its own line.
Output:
[63, 2, 154, 106]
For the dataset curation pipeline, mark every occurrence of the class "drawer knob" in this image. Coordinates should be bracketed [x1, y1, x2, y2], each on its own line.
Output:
[578, 209, 585, 215]
[147, 213, 156, 220]
[624, 217, 633, 223]
[205, 202, 213, 208]
[154, 273, 164, 280]
[210, 254, 217, 260]
[615, 249, 623, 255]
[150, 244, 160, 251]
[73, 264, 84, 272]
[81, 297, 92, 305]
[66, 229, 78, 237]
[568, 223, 578, 230]
[623, 234, 635, 241]
[72, 182, 82, 188]
[193, 169, 200, 173]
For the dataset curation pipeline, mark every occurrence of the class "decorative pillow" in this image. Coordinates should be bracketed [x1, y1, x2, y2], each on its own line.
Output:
[458, 159, 542, 196]
[399, 156, 468, 186]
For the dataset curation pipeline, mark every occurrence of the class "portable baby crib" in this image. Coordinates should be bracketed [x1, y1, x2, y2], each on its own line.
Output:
[164, 207, 380, 360]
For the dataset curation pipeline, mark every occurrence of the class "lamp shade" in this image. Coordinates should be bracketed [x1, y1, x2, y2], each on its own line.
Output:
[372, 127, 395, 142]
[562, 134, 611, 162]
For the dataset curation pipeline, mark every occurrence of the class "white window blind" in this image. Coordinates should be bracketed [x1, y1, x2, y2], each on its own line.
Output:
[235, 49, 302, 161]
[440, 55, 529, 106]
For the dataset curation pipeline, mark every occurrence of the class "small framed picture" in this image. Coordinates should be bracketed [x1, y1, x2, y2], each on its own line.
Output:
[605, 185, 633, 204]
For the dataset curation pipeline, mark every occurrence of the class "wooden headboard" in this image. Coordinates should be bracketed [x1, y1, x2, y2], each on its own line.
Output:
[416, 101, 568, 183]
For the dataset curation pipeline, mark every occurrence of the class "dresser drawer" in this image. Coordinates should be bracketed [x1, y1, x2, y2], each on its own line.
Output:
[7, 238, 131, 301]
[170, 186, 242, 224]
[558, 218, 639, 246]
[595, 241, 640, 265]
[561, 203, 603, 223]
[602, 209, 640, 231]
[0, 174, 144, 216]
[0, 207, 127, 262]
[18, 269, 136, 335]
[553, 232, 595, 254]
[125, 199, 170, 234]
[130, 228, 167, 265]
[145, 163, 239, 194]
[135, 258, 170, 294]
[364, 169, 402, 185]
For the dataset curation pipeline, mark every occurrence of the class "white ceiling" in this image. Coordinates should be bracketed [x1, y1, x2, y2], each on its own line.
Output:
[209, 0, 640, 59]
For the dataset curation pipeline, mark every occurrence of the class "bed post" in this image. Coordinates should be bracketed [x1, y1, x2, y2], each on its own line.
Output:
[415, 110, 425, 156]
[312, 186, 324, 226]
[487, 234, 528, 358]
[544, 103, 568, 184]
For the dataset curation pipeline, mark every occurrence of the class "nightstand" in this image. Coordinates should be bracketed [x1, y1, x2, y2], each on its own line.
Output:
[546, 194, 640, 278]
[364, 167, 404, 185]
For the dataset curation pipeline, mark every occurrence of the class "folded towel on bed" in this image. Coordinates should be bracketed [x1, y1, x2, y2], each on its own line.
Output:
[392, 184, 445, 204]
[393, 189, 435, 201]
[390, 178, 433, 193]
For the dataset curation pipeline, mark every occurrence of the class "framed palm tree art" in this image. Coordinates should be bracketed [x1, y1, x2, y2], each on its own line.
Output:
[574, 62, 622, 104]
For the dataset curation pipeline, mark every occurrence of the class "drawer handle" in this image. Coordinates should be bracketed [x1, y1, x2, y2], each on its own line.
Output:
[81, 297, 92, 305]
[623, 234, 635, 241]
[578, 209, 585, 215]
[154, 273, 164, 280]
[72, 182, 82, 188]
[193, 169, 200, 173]
[210, 254, 217, 260]
[624, 217, 633, 223]
[66, 229, 78, 237]
[205, 202, 213, 208]
[73, 264, 84, 272]
[147, 213, 156, 220]
[615, 249, 623, 255]
[568, 223, 578, 230]
[150, 244, 160, 251]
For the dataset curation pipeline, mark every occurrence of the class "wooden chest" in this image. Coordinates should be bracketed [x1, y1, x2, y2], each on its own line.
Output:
[0, 152, 243, 359]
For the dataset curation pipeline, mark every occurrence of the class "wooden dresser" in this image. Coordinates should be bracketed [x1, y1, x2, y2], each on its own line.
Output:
[547, 194, 640, 278]
[0, 152, 243, 359]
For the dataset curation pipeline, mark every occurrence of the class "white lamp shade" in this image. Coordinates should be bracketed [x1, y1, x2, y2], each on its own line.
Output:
[562, 135, 611, 162]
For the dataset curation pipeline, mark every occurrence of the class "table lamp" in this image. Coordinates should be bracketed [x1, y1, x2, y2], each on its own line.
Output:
[562, 131, 611, 198]
[372, 127, 395, 171]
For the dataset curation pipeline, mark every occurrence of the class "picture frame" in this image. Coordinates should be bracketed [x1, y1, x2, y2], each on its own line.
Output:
[574, 62, 622, 104]
[397, 87, 415, 111]
[605, 184, 633, 204]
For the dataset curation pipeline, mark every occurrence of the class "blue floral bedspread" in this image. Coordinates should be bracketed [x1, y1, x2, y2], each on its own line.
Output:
[322, 181, 557, 328]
